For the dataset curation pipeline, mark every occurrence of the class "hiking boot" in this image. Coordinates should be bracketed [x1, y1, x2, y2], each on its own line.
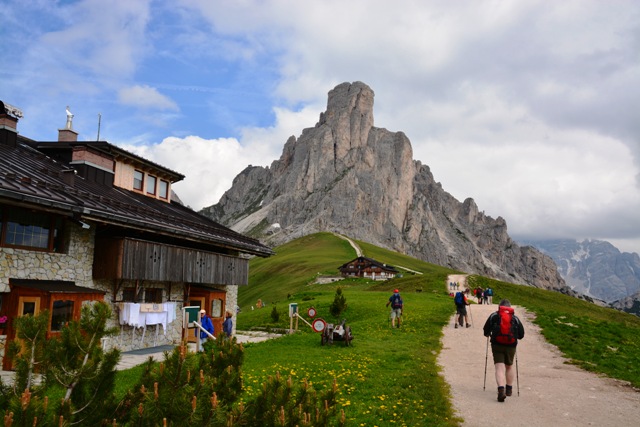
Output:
[454, 323, 458, 329]
[506, 386, 513, 397]
[497, 388, 506, 402]
[466, 324, 471, 328]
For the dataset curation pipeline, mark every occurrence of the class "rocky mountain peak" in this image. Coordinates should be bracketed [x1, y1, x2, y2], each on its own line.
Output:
[201, 82, 567, 292]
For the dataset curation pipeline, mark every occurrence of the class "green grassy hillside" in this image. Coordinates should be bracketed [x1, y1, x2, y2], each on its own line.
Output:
[237, 233, 640, 426]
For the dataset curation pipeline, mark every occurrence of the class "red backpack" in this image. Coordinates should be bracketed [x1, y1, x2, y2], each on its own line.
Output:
[494, 306, 516, 345]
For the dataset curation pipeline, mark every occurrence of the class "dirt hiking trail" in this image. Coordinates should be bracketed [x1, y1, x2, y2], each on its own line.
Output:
[439, 275, 640, 427]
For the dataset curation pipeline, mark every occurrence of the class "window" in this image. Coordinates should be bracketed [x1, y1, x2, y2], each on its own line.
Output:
[51, 300, 74, 331]
[1, 206, 65, 252]
[144, 288, 162, 304]
[133, 170, 144, 191]
[122, 287, 137, 302]
[146, 175, 157, 195]
[210, 298, 223, 318]
[158, 180, 169, 199]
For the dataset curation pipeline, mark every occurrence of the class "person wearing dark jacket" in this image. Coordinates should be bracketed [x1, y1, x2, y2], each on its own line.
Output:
[222, 310, 233, 338]
[196, 309, 215, 351]
[483, 299, 525, 402]
[386, 289, 403, 328]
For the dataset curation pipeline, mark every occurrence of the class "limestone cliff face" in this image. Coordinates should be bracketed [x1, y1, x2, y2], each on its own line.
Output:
[201, 82, 566, 291]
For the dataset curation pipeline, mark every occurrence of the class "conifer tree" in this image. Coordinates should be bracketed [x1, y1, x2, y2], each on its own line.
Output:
[329, 287, 348, 319]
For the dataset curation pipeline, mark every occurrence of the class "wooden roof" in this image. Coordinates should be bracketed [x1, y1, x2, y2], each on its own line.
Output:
[0, 136, 273, 257]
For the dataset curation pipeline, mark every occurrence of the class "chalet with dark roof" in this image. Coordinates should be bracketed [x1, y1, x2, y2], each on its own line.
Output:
[0, 101, 273, 369]
[338, 256, 399, 281]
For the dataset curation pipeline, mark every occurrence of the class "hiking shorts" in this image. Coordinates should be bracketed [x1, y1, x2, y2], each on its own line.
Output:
[456, 305, 467, 316]
[491, 344, 517, 365]
[390, 308, 402, 319]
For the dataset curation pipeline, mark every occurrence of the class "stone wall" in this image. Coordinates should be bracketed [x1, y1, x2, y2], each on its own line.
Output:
[0, 226, 94, 292]
[0, 224, 239, 356]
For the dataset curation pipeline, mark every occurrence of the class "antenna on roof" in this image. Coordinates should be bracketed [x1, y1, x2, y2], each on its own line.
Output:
[96, 113, 102, 141]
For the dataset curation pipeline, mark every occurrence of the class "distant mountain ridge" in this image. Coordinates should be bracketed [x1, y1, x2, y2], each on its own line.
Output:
[201, 82, 568, 293]
[523, 238, 640, 314]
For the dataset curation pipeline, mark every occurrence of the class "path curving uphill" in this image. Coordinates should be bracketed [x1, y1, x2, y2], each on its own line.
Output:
[439, 275, 640, 426]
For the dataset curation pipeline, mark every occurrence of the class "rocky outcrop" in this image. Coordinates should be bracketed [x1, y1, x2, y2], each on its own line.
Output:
[201, 82, 566, 291]
[612, 292, 640, 317]
[526, 239, 640, 302]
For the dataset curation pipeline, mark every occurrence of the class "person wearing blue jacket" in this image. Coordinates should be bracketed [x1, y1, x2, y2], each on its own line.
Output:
[223, 310, 233, 338]
[196, 309, 215, 351]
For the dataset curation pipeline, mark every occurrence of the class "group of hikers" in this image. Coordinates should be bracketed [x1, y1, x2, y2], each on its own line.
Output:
[387, 286, 525, 402]
[195, 309, 235, 350]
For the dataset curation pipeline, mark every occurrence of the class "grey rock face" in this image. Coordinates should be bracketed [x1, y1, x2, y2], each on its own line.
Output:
[525, 239, 640, 303]
[202, 82, 566, 291]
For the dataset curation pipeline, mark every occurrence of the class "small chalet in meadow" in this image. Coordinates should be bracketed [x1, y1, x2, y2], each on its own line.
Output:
[0, 101, 273, 370]
[338, 256, 398, 281]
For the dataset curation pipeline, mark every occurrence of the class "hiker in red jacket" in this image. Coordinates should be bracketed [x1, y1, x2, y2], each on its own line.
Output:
[483, 299, 525, 402]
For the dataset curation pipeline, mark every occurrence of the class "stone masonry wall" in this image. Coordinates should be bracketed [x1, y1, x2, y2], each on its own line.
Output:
[0, 226, 94, 292]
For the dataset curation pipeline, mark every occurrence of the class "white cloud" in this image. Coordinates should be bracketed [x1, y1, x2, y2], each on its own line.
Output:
[118, 85, 179, 111]
[5, 0, 640, 254]
[126, 104, 319, 209]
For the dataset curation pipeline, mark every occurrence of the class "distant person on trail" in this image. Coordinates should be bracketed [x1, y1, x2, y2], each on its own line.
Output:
[485, 287, 494, 304]
[454, 291, 470, 328]
[483, 299, 525, 402]
[483, 289, 489, 305]
[386, 289, 403, 328]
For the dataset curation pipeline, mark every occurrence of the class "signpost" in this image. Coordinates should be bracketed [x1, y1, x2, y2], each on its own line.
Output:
[289, 303, 299, 333]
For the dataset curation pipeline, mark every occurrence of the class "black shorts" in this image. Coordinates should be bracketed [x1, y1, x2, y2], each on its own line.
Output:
[491, 344, 517, 365]
[456, 305, 467, 315]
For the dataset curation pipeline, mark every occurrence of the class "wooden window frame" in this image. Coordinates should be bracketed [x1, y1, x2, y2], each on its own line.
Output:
[158, 179, 169, 199]
[133, 170, 144, 191]
[146, 174, 157, 196]
[0, 205, 65, 253]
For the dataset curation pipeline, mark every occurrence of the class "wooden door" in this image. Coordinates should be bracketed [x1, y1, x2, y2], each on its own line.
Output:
[18, 296, 41, 317]
[208, 292, 226, 337]
[9, 296, 42, 369]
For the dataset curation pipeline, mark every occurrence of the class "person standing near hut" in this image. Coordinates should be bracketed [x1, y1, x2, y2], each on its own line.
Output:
[196, 309, 215, 351]
[223, 310, 234, 338]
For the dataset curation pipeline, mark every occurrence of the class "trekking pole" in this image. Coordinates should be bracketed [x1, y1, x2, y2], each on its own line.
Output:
[516, 350, 520, 396]
[483, 336, 489, 391]
[468, 304, 473, 327]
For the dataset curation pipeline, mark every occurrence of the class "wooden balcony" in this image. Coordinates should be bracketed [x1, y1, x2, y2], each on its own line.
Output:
[93, 237, 248, 285]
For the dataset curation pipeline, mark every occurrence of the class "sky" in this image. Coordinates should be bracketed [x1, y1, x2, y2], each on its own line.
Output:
[2, 0, 640, 254]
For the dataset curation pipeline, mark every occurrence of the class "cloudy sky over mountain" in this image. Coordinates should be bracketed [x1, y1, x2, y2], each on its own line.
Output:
[2, 0, 639, 253]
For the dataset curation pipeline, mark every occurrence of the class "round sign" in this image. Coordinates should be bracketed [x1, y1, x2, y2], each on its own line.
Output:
[312, 318, 327, 333]
[307, 307, 317, 318]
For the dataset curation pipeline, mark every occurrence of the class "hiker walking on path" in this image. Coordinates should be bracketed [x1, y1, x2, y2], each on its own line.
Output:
[483, 299, 525, 402]
[485, 287, 493, 304]
[386, 289, 403, 328]
[454, 291, 471, 328]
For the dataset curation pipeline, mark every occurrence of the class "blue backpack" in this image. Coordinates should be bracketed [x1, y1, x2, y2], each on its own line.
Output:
[391, 294, 403, 308]
[454, 292, 465, 305]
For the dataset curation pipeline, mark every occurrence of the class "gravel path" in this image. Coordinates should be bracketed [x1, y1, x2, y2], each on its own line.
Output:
[438, 275, 640, 427]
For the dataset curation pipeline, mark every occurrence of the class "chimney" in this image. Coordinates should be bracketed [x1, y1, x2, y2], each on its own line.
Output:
[58, 128, 79, 142]
[58, 105, 78, 142]
[0, 100, 21, 147]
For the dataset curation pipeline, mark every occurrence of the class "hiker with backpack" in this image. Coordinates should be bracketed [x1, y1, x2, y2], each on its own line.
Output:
[386, 289, 403, 328]
[453, 291, 471, 328]
[485, 287, 494, 304]
[483, 299, 525, 402]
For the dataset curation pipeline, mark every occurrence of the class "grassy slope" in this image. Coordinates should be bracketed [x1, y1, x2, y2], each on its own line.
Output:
[238, 233, 640, 427]
[239, 233, 463, 426]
